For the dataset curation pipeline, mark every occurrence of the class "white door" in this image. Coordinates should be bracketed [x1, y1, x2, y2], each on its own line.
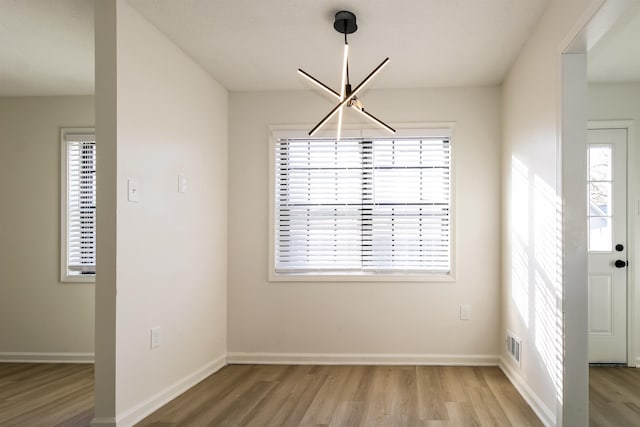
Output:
[587, 127, 627, 363]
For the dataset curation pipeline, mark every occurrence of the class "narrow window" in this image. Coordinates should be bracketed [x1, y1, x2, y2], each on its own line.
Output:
[61, 128, 96, 282]
[587, 144, 613, 252]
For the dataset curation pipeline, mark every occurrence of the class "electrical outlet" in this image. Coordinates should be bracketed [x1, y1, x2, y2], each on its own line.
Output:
[150, 327, 161, 349]
[460, 304, 471, 320]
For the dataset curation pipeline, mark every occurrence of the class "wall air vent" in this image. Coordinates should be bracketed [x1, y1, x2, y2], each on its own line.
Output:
[507, 331, 522, 366]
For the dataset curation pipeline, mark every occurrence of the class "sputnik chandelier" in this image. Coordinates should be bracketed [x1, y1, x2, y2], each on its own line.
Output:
[298, 11, 395, 140]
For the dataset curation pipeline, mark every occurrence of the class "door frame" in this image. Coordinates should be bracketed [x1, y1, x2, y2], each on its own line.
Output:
[560, 1, 637, 423]
[588, 120, 637, 366]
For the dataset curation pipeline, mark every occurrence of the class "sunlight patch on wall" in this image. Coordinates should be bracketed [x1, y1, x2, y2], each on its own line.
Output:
[535, 270, 563, 400]
[512, 239, 530, 326]
[509, 154, 563, 402]
[512, 157, 530, 244]
[534, 175, 560, 285]
[511, 156, 531, 325]
[533, 174, 563, 401]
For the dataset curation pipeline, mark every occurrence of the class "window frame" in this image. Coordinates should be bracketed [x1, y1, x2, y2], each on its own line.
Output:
[268, 124, 456, 282]
[60, 127, 96, 284]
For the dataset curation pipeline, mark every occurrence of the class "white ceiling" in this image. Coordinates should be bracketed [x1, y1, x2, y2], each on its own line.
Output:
[0, 0, 552, 96]
[126, 0, 551, 91]
[587, 2, 640, 83]
[2, 0, 640, 96]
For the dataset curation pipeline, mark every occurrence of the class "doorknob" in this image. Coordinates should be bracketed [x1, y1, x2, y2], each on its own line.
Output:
[615, 259, 627, 268]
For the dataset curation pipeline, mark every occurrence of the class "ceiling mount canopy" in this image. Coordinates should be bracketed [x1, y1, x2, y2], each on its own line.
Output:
[298, 10, 395, 140]
[333, 10, 357, 36]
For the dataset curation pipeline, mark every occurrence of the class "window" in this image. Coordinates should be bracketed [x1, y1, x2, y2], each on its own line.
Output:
[61, 128, 96, 282]
[271, 129, 453, 281]
[588, 144, 612, 252]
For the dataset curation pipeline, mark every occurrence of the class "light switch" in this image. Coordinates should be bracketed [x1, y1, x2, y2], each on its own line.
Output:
[128, 179, 140, 202]
[178, 174, 187, 193]
[460, 304, 471, 320]
[150, 327, 161, 349]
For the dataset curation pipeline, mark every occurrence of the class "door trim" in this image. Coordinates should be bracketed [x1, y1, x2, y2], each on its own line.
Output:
[589, 120, 637, 367]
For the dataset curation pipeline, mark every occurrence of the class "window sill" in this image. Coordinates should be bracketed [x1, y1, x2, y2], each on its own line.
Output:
[61, 274, 96, 284]
[268, 271, 455, 283]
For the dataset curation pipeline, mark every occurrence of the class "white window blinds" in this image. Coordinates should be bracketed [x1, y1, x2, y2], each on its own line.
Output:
[65, 133, 96, 275]
[275, 136, 451, 274]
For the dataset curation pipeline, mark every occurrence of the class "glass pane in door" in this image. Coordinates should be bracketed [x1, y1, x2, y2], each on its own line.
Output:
[588, 144, 612, 252]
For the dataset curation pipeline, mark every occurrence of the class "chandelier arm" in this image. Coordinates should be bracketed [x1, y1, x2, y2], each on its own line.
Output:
[308, 58, 390, 136]
[308, 102, 344, 136]
[336, 107, 345, 141]
[350, 57, 389, 98]
[336, 43, 350, 141]
[298, 69, 340, 99]
[347, 61, 350, 86]
[352, 108, 396, 134]
[339, 45, 349, 99]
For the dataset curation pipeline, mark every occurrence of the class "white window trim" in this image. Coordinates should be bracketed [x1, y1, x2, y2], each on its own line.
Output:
[268, 123, 457, 282]
[61, 127, 96, 284]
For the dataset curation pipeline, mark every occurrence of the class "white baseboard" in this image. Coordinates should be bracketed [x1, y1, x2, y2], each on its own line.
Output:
[226, 352, 499, 366]
[635, 357, 640, 368]
[113, 354, 226, 427]
[0, 352, 95, 363]
[89, 417, 116, 427]
[498, 356, 555, 427]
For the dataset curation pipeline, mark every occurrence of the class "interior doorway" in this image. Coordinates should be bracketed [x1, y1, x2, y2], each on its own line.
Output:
[559, 0, 639, 424]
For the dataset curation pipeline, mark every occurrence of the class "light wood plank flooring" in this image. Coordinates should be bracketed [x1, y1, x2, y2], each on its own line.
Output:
[0, 363, 94, 427]
[137, 365, 542, 426]
[589, 366, 640, 427]
[7, 363, 639, 426]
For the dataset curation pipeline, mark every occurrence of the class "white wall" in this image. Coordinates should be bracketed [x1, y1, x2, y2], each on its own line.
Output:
[228, 87, 501, 362]
[501, 1, 598, 425]
[0, 96, 95, 360]
[588, 83, 640, 150]
[588, 82, 640, 366]
[589, 82, 640, 133]
[93, 1, 228, 424]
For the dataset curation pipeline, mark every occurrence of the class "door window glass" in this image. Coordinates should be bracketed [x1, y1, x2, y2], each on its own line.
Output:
[588, 144, 612, 252]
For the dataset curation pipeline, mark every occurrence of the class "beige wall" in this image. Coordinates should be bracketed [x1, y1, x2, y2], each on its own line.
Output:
[228, 87, 502, 360]
[94, 1, 228, 424]
[0, 96, 95, 359]
[589, 82, 640, 139]
[589, 82, 640, 114]
[501, 0, 598, 425]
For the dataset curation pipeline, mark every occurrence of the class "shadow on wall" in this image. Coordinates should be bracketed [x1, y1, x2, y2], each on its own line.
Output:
[510, 155, 563, 403]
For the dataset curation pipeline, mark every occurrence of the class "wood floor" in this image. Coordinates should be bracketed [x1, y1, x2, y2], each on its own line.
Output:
[589, 366, 640, 427]
[137, 365, 542, 426]
[0, 363, 94, 427]
[3, 363, 639, 426]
